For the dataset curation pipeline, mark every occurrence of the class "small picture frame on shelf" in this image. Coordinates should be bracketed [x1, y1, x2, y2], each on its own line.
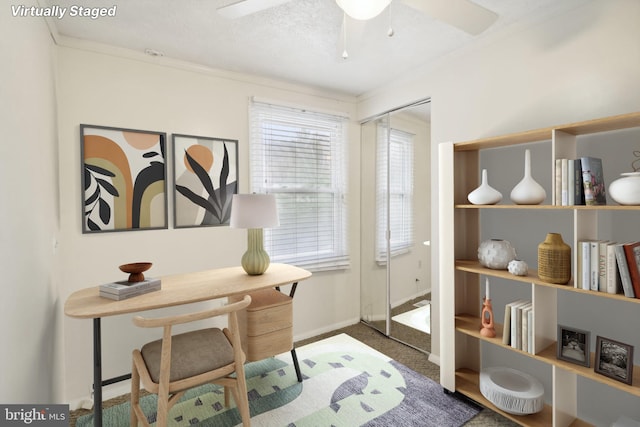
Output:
[557, 325, 590, 367]
[594, 336, 634, 385]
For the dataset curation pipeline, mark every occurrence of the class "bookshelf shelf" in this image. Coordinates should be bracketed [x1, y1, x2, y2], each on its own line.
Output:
[455, 260, 640, 304]
[440, 111, 640, 427]
[455, 204, 640, 211]
[455, 314, 640, 396]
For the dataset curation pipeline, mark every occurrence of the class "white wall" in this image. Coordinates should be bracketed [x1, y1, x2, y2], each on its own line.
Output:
[359, 0, 640, 362]
[55, 46, 362, 403]
[0, 11, 59, 402]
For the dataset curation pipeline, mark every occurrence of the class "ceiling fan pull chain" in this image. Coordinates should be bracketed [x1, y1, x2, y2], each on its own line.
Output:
[387, 2, 394, 37]
[342, 12, 349, 59]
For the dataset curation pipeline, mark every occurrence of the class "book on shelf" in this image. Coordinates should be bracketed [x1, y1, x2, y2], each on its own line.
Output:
[605, 242, 622, 295]
[515, 302, 531, 351]
[598, 240, 611, 293]
[580, 156, 607, 205]
[555, 159, 562, 205]
[502, 299, 526, 346]
[508, 300, 530, 350]
[615, 243, 636, 298]
[577, 240, 591, 290]
[623, 242, 640, 299]
[572, 159, 585, 205]
[521, 304, 533, 354]
[589, 241, 600, 291]
[99, 277, 161, 300]
[554, 158, 586, 206]
[502, 303, 511, 345]
[567, 159, 575, 206]
[527, 309, 534, 353]
[561, 158, 568, 206]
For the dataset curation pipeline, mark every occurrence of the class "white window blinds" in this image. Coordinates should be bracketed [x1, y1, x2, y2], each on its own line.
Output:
[249, 99, 349, 271]
[376, 126, 414, 263]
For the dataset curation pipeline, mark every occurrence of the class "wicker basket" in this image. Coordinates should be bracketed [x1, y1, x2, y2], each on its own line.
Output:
[538, 233, 571, 284]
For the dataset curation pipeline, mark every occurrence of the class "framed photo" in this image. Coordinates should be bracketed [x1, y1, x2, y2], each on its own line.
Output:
[172, 134, 238, 228]
[557, 325, 590, 367]
[81, 124, 167, 233]
[594, 336, 634, 385]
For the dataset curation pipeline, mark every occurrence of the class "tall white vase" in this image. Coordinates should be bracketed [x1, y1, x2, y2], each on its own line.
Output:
[510, 149, 546, 205]
[468, 169, 502, 205]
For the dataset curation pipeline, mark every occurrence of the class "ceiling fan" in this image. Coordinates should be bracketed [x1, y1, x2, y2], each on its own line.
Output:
[217, 0, 498, 58]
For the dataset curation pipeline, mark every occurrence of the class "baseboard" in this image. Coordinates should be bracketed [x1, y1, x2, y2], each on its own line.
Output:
[68, 381, 132, 411]
[428, 352, 440, 366]
[293, 317, 361, 342]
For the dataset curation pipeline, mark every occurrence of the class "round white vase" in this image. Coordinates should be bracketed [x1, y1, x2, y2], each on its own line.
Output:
[510, 149, 546, 205]
[507, 259, 528, 276]
[468, 169, 503, 205]
[609, 172, 640, 205]
[478, 239, 517, 270]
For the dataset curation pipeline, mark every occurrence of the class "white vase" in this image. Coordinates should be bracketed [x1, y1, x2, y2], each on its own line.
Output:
[609, 172, 640, 205]
[478, 239, 517, 270]
[468, 169, 503, 205]
[507, 259, 528, 276]
[510, 149, 546, 205]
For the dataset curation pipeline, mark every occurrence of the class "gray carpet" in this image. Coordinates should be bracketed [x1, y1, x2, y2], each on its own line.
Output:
[70, 322, 517, 426]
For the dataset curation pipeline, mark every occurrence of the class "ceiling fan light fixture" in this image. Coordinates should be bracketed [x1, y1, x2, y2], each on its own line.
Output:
[336, 0, 391, 20]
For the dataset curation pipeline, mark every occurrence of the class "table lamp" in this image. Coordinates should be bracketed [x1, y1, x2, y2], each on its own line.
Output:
[230, 194, 279, 275]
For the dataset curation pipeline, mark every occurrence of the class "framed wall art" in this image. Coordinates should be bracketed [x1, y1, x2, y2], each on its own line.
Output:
[172, 134, 238, 228]
[80, 124, 167, 233]
[557, 325, 590, 367]
[594, 336, 634, 385]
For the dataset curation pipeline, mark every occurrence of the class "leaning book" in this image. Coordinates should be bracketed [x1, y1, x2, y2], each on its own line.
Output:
[580, 156, 607, 205]
[100, 278, 161, 300]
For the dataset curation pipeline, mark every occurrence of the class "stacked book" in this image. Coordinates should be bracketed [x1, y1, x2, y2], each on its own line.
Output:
[502, 299, 534, 354]
[576, 241, 640, 298]
[554, 156, 606, 206]
[99, 277, 161, 300]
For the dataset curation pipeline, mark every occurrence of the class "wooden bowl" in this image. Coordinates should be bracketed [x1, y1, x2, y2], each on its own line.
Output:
[119, 262, 152, 283]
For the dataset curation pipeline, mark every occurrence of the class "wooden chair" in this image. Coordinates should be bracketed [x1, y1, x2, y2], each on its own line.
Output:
[130, 295, 252, 427]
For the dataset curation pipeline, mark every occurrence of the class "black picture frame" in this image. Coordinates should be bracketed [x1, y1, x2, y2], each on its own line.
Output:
[557, 325, 590, 367]
[594, 336, 634, 385]
[80, 124, 167, 233]
[172, 134, 238, 228]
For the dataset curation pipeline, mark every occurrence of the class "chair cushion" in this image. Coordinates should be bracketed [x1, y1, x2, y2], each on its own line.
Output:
[140, 328, 235, 383]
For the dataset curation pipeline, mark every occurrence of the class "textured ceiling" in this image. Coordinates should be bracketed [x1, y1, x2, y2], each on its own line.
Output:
[44, 0, 586, 96]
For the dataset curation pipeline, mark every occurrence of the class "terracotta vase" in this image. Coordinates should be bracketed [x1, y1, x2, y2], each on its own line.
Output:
[537, 233, 571, 284]
[510, 149, 546, 205]
[468, 169, 502, 205]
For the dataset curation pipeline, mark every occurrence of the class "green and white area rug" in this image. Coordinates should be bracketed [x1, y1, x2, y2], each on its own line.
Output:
[77, 334, 480, 426]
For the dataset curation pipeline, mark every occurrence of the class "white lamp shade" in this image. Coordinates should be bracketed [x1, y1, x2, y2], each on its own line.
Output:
[230, 194, 279, 229]
[336, 0, 391, 20]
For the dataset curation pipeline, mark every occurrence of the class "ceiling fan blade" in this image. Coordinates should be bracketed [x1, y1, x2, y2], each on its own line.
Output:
[401, 0, 498, 35]
[217, 0, 294, 19]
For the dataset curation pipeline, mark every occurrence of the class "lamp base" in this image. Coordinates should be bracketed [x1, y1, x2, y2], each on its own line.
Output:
[241, 228, 271, 275]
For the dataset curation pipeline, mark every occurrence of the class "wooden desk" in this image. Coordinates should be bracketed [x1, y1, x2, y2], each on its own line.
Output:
[64, 263, 311, 427]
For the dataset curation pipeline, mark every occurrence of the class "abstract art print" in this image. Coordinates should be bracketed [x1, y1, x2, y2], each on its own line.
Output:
[172, 134, 238, 228]
[81, 125, 167, 233]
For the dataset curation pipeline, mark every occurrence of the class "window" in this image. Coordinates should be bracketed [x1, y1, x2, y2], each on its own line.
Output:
[376, 126, 414, 263]
[249, 99, 349, 271]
